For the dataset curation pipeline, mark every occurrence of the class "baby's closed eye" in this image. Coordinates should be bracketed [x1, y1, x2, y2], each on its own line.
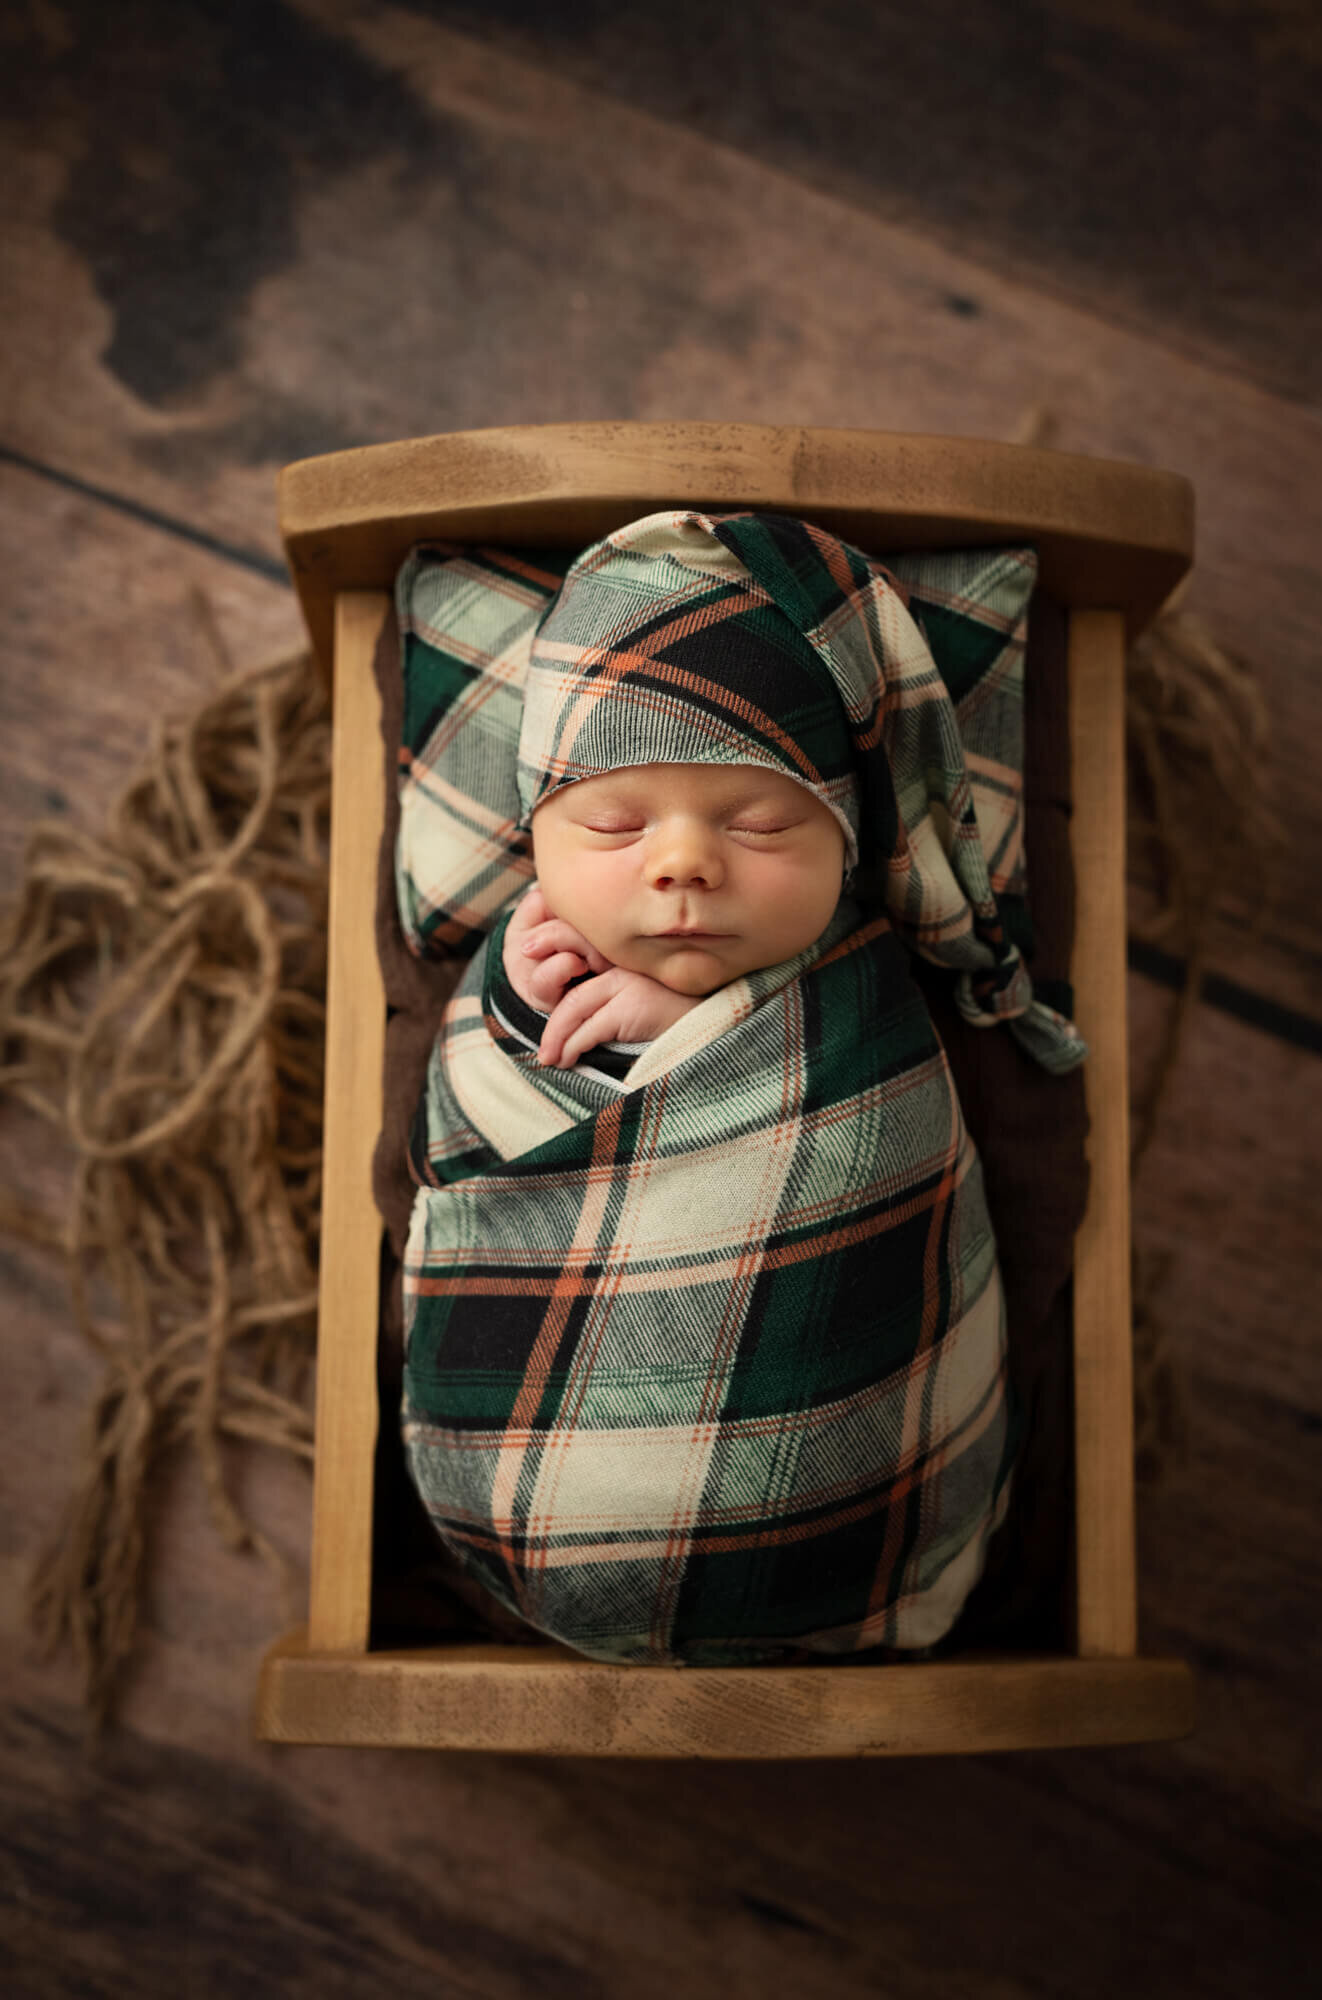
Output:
[580, 817, 798, 837]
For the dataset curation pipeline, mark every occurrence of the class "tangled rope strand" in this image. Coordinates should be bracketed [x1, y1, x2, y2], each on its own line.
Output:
[1124, 596, 1283, 1479]
[2, 638, 328, 1719]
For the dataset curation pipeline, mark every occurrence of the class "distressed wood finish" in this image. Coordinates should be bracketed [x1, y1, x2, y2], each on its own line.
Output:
[305, 591, 391, 1654]
[9, 6, 1321, 1984]
[1068, 610, 1139, 1657]
[256, 425, 1196, 1752]
[257, 1631, 1194, 1758]
[279, 424, 1194, 681]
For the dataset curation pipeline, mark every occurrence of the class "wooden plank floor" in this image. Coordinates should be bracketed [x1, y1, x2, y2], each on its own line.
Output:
[2, 3, 1319, 1993]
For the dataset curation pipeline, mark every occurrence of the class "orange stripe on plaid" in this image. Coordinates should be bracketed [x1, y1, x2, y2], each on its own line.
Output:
[648, 1001, 804, 1645]
[533, 607, 827, 785]
[405, 1143, 977, 1299]
[865, 1039, 965, 1630]
[485, 1096, 627, 1588]
[405, 1278, 998, 1502]
[416, 1374, 1003, 1568]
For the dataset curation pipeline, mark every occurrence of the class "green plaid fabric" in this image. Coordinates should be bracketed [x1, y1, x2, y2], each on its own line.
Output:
[398, 511, 1082, 1666]
[404, 895, 1013, 1663]
[395, 542, 575, 958]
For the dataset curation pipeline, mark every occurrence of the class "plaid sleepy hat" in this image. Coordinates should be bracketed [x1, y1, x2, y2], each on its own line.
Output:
[516, 511, 874, 869]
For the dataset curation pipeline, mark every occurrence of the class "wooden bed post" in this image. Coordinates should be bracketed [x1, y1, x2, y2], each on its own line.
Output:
[306, 590, 391, 1653]
[1067, 608, 1139, 1658]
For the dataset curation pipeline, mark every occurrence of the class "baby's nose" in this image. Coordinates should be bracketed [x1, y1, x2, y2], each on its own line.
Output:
[645, 824, 723, 889]
[649, 857, 716, 889]
[651, 865, 711, 889]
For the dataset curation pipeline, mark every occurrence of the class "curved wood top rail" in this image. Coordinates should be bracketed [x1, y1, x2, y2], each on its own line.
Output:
[279, 422, 1194, 674]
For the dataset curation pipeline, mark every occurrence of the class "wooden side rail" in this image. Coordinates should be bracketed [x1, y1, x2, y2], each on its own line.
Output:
[1068, 610, 1138, 1656]
[306, 590, 391, 1653]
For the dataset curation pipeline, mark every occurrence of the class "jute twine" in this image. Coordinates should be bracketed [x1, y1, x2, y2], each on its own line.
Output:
[1, 616, 329, 1719]
[0, 576, 1278, 1717]
[1125, 585, 1282, 1479]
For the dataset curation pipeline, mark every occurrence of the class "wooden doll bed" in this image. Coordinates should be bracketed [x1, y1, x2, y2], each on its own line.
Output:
[255, 422, 1196, 1755]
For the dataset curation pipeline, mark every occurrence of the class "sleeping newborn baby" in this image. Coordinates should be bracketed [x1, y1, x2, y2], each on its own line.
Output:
[402, 507, 1081, 1668]
[503, 761, 848, 1070]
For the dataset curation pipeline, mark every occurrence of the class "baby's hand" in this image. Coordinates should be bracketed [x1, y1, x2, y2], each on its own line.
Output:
[503, 883, 610, 1014]
[539, 967, 701, 1068]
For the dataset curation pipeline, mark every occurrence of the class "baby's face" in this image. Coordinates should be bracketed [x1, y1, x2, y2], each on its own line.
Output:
[530, 762, 847, 997]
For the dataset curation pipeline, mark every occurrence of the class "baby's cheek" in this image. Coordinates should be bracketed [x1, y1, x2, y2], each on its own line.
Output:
[776, 847, 838, 894]
[554, 854, 634, 955]
[749, 854, 841, 948]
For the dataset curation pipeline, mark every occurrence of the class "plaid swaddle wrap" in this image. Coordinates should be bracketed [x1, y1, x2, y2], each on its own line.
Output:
[400, 511, 1085, 1665]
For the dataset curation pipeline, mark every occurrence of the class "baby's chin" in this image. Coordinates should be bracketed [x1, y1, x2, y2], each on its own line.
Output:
[659, 965, 728, 997]
[633, 941, 745, 997]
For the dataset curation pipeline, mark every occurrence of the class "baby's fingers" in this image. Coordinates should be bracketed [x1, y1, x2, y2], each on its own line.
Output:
[557, 1004, 624, 1067]
[538, 973, 622, 1067]
[527, 950, 588, 1008]
[507, 884, 550, 941]
[520, 919, 609, 974]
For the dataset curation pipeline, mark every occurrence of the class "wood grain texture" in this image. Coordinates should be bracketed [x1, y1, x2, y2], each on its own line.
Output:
[10, 1697, 1317, 2000]
[280, 423, 1192, 675]
[257, 1630, 1194, 1757]
[426, 0, 1322, 406]
[306, 591, 390, 1652]
[1, 0, 1318, 1987]
[0, 461, 301, 888]
[1068, 611, 1138, 1657]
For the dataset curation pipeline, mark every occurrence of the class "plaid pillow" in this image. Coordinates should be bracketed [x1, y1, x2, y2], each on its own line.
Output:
[395, 542, 575, 958]
[395, 533, 1039, 962]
